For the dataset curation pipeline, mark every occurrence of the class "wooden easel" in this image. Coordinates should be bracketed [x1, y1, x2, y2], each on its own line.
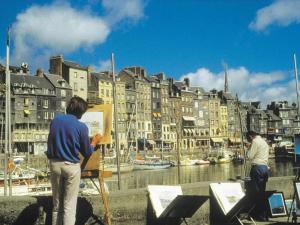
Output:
[80, 104, 113, 225]
[81, 148, 113, 225]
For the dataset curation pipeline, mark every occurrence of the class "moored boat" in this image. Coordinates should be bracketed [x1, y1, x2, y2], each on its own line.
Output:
[195, 159, 210, 165]
[104, 163, 134, 174]
[133, 159, 171, 170]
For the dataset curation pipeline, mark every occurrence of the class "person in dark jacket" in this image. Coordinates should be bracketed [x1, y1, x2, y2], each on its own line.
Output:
[47, 96, 102, 225]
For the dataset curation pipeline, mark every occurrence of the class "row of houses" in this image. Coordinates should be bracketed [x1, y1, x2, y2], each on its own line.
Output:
[0, 55, 299, 155]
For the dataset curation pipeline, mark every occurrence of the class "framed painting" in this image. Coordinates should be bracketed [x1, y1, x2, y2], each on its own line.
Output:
[268, 192, 287, 217]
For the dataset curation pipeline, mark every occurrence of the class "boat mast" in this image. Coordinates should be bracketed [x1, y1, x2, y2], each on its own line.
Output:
[293, 53, 300, 163]
[294, 53, 300, 116]
[135, 93, 138, 153]
[236, 94, 246, 178]
[111, 53, 121, 190]
[5, 27, 12, 196]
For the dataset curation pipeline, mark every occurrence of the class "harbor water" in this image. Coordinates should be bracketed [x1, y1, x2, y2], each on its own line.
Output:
[104, 159, 295, 192]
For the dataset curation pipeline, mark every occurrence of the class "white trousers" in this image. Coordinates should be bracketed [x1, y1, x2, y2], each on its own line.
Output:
[50, 159, 81, 225]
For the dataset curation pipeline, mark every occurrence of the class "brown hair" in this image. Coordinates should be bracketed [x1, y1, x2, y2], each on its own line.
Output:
[66, 96, 88, 119]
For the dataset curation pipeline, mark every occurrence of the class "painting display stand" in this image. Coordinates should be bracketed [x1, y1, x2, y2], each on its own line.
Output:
[210, 182, 275, 225]
[81, 149, 112, 225]
[147, 185, 208, 225]
[158, 195, 208, 225]
[287, 168, 300, 224]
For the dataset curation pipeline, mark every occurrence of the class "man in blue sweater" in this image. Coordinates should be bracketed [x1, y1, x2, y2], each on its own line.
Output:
[47, 96, 102, 225]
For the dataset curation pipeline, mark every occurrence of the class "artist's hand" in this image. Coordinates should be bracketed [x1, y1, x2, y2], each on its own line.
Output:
[91, 133, 103, 147]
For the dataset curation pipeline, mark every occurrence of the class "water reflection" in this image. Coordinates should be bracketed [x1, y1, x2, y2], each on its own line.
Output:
[105, 159, 295, 192]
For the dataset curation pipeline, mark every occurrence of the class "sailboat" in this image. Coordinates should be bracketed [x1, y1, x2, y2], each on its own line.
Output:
[103, 150, 133, 173]
[133, 157, 171, 170]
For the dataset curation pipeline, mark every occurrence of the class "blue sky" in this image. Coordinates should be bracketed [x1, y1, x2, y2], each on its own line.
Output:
[1, 0, 300, 105]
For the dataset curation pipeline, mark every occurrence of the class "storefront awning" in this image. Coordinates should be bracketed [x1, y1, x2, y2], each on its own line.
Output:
[153, 113, 157, 117]
[157, 113, 161, 117]
[229, 138, 241, 143]
[184, 129, 189, 133]
[211, 137, 224, 142]
[182, 116, 196, 121]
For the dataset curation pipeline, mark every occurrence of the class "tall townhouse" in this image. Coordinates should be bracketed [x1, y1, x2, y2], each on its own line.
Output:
[0, 65, 71, 155]
[218, 92, 237, 138]
[149, 76, 161, 150]
[160, 79, 172, 151]
[115, 80, 127, 151]
[89, 72, 127, 152]
[267, 101, 298, 139]
[150, 73, 171, 151]
[168, 78, 182, 153]
[49, 55, 88, 100]
[208, 89, 223, 148]
[125, 89, 137, 149]
[119, 67, 153, 151]
[220, 104, 229, 142]
[173, 78, 196, 153]
[191, 87, 210, 153]
[264, 110, 283, 142]
[247, 102, 268, 136]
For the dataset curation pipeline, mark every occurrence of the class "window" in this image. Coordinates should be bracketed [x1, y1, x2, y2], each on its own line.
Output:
[74, 82, 78, 91]
[61, 89, 66, 97]
[51, 112, 55, 119]
[43, 100, 48, 108]
[74, 72, 78, 78]
[24, 98, 29, 106]
[44, 111, 48, 119]
[61, 101, 66, 108]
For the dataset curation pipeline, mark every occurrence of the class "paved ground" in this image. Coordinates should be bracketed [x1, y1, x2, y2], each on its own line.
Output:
[240, 216, 297, 225]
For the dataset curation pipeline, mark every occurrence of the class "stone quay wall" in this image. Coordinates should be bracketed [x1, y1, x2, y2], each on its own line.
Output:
[0, 176, 295, 225]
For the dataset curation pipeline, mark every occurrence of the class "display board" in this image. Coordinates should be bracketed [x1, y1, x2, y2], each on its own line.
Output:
[148, 185, 183, 218]
[209, 182, 245, 215]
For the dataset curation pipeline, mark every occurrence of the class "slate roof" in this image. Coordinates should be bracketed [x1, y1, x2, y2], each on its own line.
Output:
[45, 74, 72, 89]
[265, 110, 281, 121]
[11, 73, 53, 90]
[63, 61, 87, 70]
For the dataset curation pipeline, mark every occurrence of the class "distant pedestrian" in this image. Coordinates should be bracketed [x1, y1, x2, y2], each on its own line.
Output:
[47, 96, 102, 225]
[246, 130, 269, 222]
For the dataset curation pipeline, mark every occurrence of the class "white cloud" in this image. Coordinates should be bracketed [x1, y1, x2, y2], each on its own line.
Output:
[10, 0, 145, 70]
[94, 59, 111, 71]
[249, 0, 300, 31]
[103, 0, 145, 25]
[180, 66, 295, 106]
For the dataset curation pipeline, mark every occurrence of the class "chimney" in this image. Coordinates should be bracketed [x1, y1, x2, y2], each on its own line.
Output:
[87, 65, 94, 86]
[36, 68, 44, 77]
[184, 77, 190, 87]
[21, 62, 29, 74]
[49, 55, 63, 76]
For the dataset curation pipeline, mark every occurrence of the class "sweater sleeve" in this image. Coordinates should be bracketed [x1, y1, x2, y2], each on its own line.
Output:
[247, 140, 258, 160]
[79, 124, 95, 158]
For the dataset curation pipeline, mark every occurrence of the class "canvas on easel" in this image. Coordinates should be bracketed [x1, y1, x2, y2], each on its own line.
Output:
[80, 104, 112, 176]
[79, 104, 113, 225]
